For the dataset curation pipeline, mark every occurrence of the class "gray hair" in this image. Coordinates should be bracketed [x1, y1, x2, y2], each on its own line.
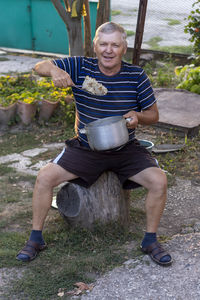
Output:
[93, 22, 127, 46]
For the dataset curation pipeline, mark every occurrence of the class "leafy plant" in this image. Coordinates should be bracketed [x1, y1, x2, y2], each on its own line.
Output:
[18, 91, 39, 104]
[175, 64, 200, 94]
[0, 93, 19, 107]
[184, 0, 200, 56]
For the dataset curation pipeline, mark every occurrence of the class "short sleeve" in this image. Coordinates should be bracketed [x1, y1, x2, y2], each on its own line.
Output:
[137, 69, 156, 110]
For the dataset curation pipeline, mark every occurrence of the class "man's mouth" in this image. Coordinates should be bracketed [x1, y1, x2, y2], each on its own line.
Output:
[103, 56, 114, 61]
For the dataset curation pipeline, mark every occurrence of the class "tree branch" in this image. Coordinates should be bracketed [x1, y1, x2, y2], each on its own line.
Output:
[51, 0, 70, 30]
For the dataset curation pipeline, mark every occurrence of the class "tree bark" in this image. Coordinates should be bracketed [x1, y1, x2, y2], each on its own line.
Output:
[56, 171, 130, 229]
[51, 0, 84, 55]
[95, 0, 110, 31]
[83, 0, 93, 56]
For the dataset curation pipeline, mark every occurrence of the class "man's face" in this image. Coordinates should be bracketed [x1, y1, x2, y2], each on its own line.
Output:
[93, 31, 127, 74]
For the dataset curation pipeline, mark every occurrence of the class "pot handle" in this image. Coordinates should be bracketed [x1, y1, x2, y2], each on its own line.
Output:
[79, 128, 87, 134]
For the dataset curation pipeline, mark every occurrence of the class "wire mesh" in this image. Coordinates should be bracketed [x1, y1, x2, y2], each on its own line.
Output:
[111, 0, 194, 54]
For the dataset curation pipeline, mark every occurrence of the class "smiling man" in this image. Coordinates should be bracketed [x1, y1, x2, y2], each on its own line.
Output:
[16, 22, 172, 267]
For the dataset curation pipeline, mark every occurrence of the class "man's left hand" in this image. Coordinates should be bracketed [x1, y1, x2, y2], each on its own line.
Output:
[123, 111, 138, 129]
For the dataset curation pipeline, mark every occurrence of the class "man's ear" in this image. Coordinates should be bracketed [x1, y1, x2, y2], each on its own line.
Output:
[123, 43, 127, 55]
[93, 41, 96, 54]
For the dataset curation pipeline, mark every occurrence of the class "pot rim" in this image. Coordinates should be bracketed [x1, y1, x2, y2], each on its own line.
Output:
[86, 116, 124, 128]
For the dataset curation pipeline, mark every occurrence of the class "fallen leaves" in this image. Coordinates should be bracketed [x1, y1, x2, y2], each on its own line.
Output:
[57, 282, 94, 297]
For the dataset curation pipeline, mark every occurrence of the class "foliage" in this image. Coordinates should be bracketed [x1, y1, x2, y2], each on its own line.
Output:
[0, 75, 38, 107]
[0, 75, 74, 120]
[0, 93, 19, 107]
[144, 59, 179, 88]
[37, 78, 73, 102]
[175, 64, 200, 94]
[184, 0, 200, 56]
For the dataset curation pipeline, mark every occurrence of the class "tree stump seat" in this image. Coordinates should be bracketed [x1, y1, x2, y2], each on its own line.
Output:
[56, 171, 130, 229]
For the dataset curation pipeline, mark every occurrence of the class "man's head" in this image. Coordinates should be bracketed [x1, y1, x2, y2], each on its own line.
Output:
[93, 22, 127, 75]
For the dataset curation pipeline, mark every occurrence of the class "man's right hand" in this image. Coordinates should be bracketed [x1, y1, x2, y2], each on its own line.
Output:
[50, 65, 74, 88]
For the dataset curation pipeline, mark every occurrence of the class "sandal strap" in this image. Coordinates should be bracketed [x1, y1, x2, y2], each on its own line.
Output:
[18, 240, 46, 258]
[143, 241, 169, 260]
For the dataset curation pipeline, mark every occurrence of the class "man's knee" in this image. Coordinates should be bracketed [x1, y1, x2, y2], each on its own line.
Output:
[36, 164, 56, 188]
[149, 169, 167, 193]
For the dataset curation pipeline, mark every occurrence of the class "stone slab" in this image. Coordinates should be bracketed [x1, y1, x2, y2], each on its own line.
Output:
[154, 88, 200, 136]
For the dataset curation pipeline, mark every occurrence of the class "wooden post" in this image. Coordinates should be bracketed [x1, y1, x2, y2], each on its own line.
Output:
[56, 171, 130, 229]
[132, 0, 148, 65]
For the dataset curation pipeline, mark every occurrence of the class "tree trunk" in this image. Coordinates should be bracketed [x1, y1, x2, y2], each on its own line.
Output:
[67, 18, 84, 56]
[51, 0, 84, 56]
[83, 0, 93, 56]
[95, 0, 110, 31]
[56, 171, 130, 229]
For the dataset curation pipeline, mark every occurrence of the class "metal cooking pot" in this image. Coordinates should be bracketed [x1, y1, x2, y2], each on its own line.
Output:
[79, 116, 132, 151]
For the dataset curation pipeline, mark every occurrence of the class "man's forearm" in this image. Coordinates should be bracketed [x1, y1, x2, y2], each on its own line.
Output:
[33, 60, 56, 77]
[137, 108, 159, 125]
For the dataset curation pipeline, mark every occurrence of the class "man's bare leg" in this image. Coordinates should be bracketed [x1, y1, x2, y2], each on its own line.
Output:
[129, 167, 172, 265]
[16, 163, 77, 261]
[32, 163, 78, 230]
[129, 167, 167, 232]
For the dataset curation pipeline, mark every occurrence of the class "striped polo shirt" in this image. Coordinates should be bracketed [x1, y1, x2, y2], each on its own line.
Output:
[53, 57, 156, 148]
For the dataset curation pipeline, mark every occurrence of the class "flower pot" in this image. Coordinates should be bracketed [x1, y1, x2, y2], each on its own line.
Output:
[0, 103, 17, 125]
[39, 99, 59, 121]
[17, 101, 37, 125]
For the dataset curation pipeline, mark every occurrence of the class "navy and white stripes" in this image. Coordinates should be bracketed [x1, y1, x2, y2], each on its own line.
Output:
[53, 57, 156, 148]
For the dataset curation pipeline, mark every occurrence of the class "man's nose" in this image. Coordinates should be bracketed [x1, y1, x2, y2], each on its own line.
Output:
[105, 45, 112, 53]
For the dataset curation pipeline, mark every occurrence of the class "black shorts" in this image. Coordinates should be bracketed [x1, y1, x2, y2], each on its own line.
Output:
[53, 138, 158, 189]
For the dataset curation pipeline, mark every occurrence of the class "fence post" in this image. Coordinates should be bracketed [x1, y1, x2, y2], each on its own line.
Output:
[132, 0, 148, 65]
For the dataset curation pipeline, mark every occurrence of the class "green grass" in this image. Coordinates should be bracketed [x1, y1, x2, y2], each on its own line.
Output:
[2, 220, 143, 299]
[156, 45, 193, 55]
[146, 36, 193, 55]
[126, 30, 135, 37]
[111, 10, 121, 16]
[0, 124, 75, 156]
[164, 18, 181, 26]
[147, 36, 163, 48]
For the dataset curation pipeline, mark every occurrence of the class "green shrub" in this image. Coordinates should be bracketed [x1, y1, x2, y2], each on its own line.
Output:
[184, 0, 200, 56]
[175, 64, 200, 94]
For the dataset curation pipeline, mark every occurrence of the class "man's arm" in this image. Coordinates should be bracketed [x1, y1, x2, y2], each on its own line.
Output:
[123, 103, 159, 129]
[33, 60, 74, 88]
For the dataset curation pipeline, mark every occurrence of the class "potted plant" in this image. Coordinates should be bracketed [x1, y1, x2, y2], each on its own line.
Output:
[0, 93, 18, 125]
[0, 76, 20, 125]
[17, 91, 38, 125]
[37, 78, 73, 121]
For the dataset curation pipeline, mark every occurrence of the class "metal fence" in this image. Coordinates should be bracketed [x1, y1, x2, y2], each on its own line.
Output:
[111, 0, 194, 54]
